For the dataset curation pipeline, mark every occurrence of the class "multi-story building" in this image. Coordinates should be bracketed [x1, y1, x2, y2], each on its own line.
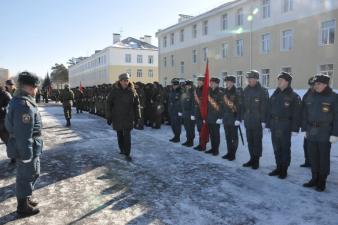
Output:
[69, 34, 158, 87]
[156, 0, 338, 89]
[0, 68, 10, 85]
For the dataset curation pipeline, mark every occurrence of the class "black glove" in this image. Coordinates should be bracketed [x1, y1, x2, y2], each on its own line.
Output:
[107, 119, 112, 126]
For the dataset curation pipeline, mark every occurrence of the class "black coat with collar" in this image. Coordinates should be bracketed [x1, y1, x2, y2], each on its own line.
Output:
[267, 86, 301, 133]
[302, 87, 338, 142]
[106, 82, 141, 131]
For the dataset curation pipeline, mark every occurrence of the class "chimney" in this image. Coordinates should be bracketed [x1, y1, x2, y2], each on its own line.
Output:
[143, 35, 152, 45]
[113, 33, 121, 44]
[178, 14, 194, 23]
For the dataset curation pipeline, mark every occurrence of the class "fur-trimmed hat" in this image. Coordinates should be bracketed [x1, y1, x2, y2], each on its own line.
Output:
[18, 71, 40, 87]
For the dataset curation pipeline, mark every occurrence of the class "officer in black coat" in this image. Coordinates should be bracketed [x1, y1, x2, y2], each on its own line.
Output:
[242, 70, 269, 169]
[221, 75, 242, 161]
[267, 72, 301, 179]
[106, 73, 141, 161]
[300, 77, 315, 168]
[180, 80, 195, 147]
[302, 74, 338, 192]
[168, 78, 182, 143]
[205, 77, 223, 156]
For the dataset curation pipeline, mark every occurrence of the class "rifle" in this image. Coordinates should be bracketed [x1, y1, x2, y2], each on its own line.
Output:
[237, 125, 244, 146]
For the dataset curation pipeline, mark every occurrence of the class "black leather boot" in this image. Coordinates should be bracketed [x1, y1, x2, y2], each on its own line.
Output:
[251, 157, 260, 170]
[185, 140, 194, 147]
[316, 177, 326, 192]
[278, 167, 288, 179]
[17, 198, 40, 217]
[269, 166, 281, 176]
[243, 158, 253, 167]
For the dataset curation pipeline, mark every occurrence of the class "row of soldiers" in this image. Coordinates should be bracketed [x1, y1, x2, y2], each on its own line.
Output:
[65, 82, 171, 130]
[56, 70, 337, 192]
[166, 70, 338, 192]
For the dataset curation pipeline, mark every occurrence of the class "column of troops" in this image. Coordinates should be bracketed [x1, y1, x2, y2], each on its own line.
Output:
[53, 70, 337, 192]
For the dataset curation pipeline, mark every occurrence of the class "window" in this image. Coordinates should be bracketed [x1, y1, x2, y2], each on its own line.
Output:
[221, 14, 228, 30]
[163, 36, 167, 48]
[282, 67, 292, 74]
[180, 61, 184, 75]
[236, 39, 244, 56]
[222, 43, 228, 58]
[126, 69, 132, 76]
[203, 47, 208, 61]
[137, 55, 143, 64]
[281, 29, 293, 51]
[148, 55, 154, 64]
[164, 57, 167, 67]
[171, 55, 174, 67]
[261, 33, 271, 54]
[283, 0, 293, 13]
[236, 8, 243, 26]
[262, 0, 271, 19]
[320, 20, 336, 45]
[192, 24, 197, 38]
[137, 69, 143, 78]
[203, 20, 208, 35]
[236, 71, 243, 87]
[222, 72, 228, 85]
[319, 64, 334, 78]
[125, 54, 131, 63]
[261, 69, 270, 87]
[180, 29, 185, 42]
[192, 50, 197, 64]
[170, 33, 175, 45]
[148, 69, 154, 78]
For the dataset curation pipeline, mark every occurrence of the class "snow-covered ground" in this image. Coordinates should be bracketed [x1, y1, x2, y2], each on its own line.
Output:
[0, 100, 337, 225]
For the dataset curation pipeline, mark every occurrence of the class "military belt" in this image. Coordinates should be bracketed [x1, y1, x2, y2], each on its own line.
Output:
[308, 122, 330, 128]
[272, 116, 290, 121]
[33, 132, 42, 137]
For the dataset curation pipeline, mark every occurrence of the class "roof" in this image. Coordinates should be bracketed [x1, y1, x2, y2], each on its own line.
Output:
[113, 37, 158, 50]
[156, 0, 242, 36]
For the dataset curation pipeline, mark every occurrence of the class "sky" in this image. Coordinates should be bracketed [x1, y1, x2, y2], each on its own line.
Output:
[0, 0, 232, 78]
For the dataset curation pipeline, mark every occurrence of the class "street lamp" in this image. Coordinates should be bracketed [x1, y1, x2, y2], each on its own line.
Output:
[247, 7, 259, 70]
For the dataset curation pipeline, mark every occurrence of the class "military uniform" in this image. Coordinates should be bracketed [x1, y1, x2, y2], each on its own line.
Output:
[60, 85, 74, 126]
[168, 79, 182, 143]
[221, 76, 242, 161]
[5, 72, 42, 216]
[144, 84, 154, 127]
[151, 83, 165, 129]
[302, 74, 338, 192]
[180, 80, 195, 147]
[267, 72, 301, 179]
[205, 78, 223, 156]
[193, 80, 207, 151]
[74, 88, 84, 113]
[242, 70, 269, 169]
[0, 88, 11, 144]
[300, 77, 315, 168]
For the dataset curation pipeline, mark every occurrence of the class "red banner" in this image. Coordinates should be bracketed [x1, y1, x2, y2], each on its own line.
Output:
[80, 82, 84, 93]
[200, 60, 210, 149]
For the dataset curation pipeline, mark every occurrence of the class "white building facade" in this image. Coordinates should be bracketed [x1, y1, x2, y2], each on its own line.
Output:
[156, 0, 338, 89]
